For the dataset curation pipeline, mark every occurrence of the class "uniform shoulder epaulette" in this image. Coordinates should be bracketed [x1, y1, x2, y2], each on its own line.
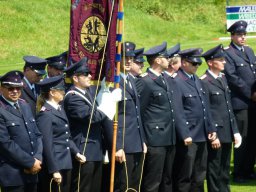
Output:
[18, 98, 26, 103]
[171, 73, 177, 78]
[140, 72, 148, 78]
[200, 74, 207, 80]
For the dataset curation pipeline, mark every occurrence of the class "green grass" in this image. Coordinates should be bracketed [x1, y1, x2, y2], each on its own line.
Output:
[1, 0, 256, 191]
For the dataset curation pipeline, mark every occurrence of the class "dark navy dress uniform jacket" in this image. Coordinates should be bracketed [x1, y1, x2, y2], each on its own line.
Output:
[117, 74, 145, 153]
[136, 69, 176, 146]
[200, 71, 239, 143]
[36, 103, 80, 174]
[0, 96, 43, 186]
[63, 86, 106, 161]
[173, 70, 216, 142]
[224, 42, 256, 110]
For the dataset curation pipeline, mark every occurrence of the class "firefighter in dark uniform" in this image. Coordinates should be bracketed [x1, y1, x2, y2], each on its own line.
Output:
[224, 20, 256, 182]
[0, 70, 43, 192]
[45, 51, 67, 78]
[200, 44, 242, 192]
[136, 42, 178, 192]
[114, 42, 146, 192]
[21, 56, 47, 117]
[63, 57, 120, 192]
[172, 48, 217, 192]
[36, 75, 86, 192]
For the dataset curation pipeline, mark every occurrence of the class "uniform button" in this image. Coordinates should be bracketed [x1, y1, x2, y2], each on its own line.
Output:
[156, 126, 159, 129]
[204, 117, 206, 119]
[67, 147, 70, 150]
[231, 119, 233, 122]
[29, 131, 31, 134]
[137, 116, 139, 118]
[137, 126, 140, 129]
[186, 122, 189, 125]
[65, 124, 68, 127]
[216, 92, 219, 95]
[158, 93, 161, 96]
[170, 101, 172, 103]
[171, 110, 174, 112]
[66, 131, 68, 134]
[189, 94, 192, 97]
[31, 141, 33, 145]
[227, 101, 229, 104]
[202, 101, 204, 104]
[66, 139, 69, 142]
[215, 124, 218, 127]
[203, 109, 206, 111]
[241, 63, 244, 66]
[251, 64, 253, 67]
[12, 123, 15, 126]
[254, 72, 256, 74]
[136, 106, 138, 109]
[173, 119, 175, 122]
[31, 152, 34, 155]
[229, 110, 231, 112]
[25, 122, 28, 125]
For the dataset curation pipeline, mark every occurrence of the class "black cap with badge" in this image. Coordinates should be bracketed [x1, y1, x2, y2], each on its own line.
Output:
[122, 41, 136, 57]
[167, 43, 180, 58]
[46, 51, 67, 71]
[37, 75, 65, 92]
[178, 48, 203, 65]
[143, 42, 169, 60]
[0, 70, 24, 87]
[202, 44, 225, 61]
[23, 56, 47, 75]
[64, 57, 90, 77]
[134, 48, 145, 63]
[227, 20, 247, 34]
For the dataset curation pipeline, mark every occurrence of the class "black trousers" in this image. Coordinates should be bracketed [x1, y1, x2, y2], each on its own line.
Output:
[71, 161, 102, 192]
[1, 183, 37, 192]
[142, 145, 176, 192]
[207, 143, 232, 192]
[243, 107, 256, 176]
[37, 169, 71, 192]
[114, 152, 144, 192]
[233, 109, 248, 178]
[173, 142, 207, 192]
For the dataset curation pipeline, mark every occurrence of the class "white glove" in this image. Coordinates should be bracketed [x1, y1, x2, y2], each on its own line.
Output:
[75, 153, 86, 163]
[97, 78, 122, 119]
[234, 133, 242, 148]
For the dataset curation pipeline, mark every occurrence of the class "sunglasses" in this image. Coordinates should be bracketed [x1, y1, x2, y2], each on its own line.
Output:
[191, 62, 201, 66]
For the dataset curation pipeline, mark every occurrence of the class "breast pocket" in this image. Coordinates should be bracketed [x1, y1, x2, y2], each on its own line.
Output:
[236, 63, 249, 73]
[210, 91, 223, 105]
[183, 93, 198, 106]
[6, 121, 21, 137]
[153, 91, 166, 105]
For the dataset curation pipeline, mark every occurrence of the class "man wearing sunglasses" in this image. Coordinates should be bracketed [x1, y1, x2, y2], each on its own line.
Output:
[172, 48, 217, 192]
[21, 56, 47, 117]
[0, 70, 43, 192]
[224, 20, 256, 182]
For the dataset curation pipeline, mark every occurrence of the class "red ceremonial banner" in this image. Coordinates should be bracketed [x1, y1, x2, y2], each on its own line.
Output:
[69, 0, 118, 83]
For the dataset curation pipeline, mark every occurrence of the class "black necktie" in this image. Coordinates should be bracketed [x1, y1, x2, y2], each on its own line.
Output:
[217, 77, 225, 88]
[14, 103, 20, 112]
[190, 75, 195, 81]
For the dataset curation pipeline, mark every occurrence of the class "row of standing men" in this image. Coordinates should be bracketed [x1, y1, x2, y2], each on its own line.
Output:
[0, 20, 255, 192]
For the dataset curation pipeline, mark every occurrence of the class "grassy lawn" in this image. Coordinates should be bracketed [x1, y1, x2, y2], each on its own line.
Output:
[0, 0, 256, 191]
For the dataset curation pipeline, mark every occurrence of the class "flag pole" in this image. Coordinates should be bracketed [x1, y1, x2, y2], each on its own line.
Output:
[110, 0, 123, 191]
